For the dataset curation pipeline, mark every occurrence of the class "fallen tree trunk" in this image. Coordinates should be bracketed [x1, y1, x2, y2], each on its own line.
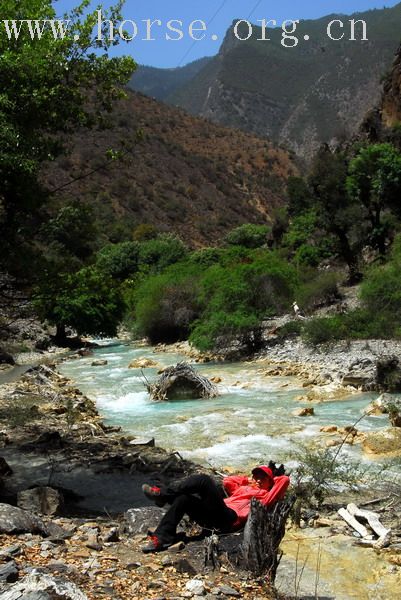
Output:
[338, 507, 371, 539]
[241, 496, 294, 581]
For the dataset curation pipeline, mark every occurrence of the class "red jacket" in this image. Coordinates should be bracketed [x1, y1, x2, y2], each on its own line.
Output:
[223, 474, 290, 528]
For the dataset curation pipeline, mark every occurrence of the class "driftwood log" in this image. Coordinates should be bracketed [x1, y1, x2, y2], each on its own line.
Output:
[338, 503, 391, 548]
[241, 496, 294, 581]
[146, 362, 218, 401]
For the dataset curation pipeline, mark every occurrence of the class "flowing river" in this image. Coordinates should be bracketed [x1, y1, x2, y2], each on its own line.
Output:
[59, 341, 401, 599]
[59, 340, 385, 472]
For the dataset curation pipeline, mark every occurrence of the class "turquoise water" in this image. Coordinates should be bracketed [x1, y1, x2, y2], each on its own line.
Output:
[59, 342, 386, 471]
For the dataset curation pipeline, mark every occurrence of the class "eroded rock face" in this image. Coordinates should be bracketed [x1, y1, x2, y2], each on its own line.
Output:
[342, 374, 371, 388]
[17, 487, 64, 516]
[0, 571, 88, 600]
[376, 356, 401, 393]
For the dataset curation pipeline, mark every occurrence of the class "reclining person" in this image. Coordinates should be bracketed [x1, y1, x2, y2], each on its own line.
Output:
[141, 463, 290, 553]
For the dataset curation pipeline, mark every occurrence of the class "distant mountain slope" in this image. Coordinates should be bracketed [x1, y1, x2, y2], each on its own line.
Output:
[45, 90, 296, 247]
[127, 57, 212, 102]
[138, 3, 401, 160]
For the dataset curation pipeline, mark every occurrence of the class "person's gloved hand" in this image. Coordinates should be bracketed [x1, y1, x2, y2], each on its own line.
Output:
[268, 461, 286, 477]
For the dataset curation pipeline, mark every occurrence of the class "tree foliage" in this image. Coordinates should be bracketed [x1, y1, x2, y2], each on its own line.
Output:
[96, 241, 140, 280]
[0, 0, 135, 273]
[138, 234, 188, 272]
[36, 266, 125, 339]
[347, 143, 401, 255]
[308, 146, 363, 281]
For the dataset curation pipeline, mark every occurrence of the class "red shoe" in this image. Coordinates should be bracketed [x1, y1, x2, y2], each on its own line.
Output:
[141, 534, 170, 553]
[142, 484, 166, 507]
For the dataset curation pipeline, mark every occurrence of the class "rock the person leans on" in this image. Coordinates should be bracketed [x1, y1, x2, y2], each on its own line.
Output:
[141, 464, 290, 553]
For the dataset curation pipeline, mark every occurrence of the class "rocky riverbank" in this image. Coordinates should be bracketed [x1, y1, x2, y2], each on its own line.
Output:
[153, 335, 401, 393]
[0, 363, 281, 599]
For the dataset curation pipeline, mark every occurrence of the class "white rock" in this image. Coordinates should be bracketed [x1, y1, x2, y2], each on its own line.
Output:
[185, 579, 206, 596]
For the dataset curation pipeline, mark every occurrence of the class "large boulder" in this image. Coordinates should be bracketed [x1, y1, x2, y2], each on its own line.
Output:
[0, 503, 64, 537]
[0, 571, 87, 600]
[0, 350, 15, 365]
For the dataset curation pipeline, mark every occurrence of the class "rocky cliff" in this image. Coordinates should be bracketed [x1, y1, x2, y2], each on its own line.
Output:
[361, 42, 401, 141]
[131, 4, 401, 161]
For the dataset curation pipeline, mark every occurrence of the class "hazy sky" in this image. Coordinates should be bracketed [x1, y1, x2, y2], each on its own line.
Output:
[53, 1, 401, 68]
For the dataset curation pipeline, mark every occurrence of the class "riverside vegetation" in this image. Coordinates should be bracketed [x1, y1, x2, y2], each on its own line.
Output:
[4, 4, 401, 358]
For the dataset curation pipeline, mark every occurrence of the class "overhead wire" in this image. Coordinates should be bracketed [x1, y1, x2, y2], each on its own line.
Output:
[177, 0, 229, 66]
[177, 0, 266, 67]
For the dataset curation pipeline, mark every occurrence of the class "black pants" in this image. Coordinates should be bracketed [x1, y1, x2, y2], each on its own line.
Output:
[154, 474, 237, 544]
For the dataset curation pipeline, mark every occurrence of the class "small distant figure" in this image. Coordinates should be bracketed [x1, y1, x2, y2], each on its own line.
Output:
[292, 301, 306, 320]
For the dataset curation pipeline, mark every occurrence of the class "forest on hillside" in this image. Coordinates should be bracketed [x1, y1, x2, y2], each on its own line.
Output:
[2, 0, 401, 356]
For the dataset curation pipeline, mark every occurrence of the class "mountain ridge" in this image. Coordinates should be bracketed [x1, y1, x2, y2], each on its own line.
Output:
[130, 3, 401, 160]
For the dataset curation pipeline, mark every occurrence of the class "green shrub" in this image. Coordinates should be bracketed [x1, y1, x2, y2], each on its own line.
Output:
[35, 266, 124, 338]
[131, 249, 298, 349]
[302, 316, 343, 346]
[225, 223, 270, 249]
[292, 444, 365, 507]
[96, 241, 140, 280]
[277, 320, 303, 339]
[189, 247, 223, 267]
[358, 233, 401, 337]
[188, 252, 298, 350]
[190, 310, 258, 352]
[283, 210, 334, 266]
[298, 271, 341, 311]
[138, 234, 188, 272]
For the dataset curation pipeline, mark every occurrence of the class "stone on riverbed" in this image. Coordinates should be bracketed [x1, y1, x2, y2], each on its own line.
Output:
[293, 407, 315, 417]
[320, 425, 338, 433]
[367, 393, 401, 427]
[362, 428, 401, 456]
[0, 571, 88, 600]
[128, 357, 160, 369]
[122, 506, 165, 536]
